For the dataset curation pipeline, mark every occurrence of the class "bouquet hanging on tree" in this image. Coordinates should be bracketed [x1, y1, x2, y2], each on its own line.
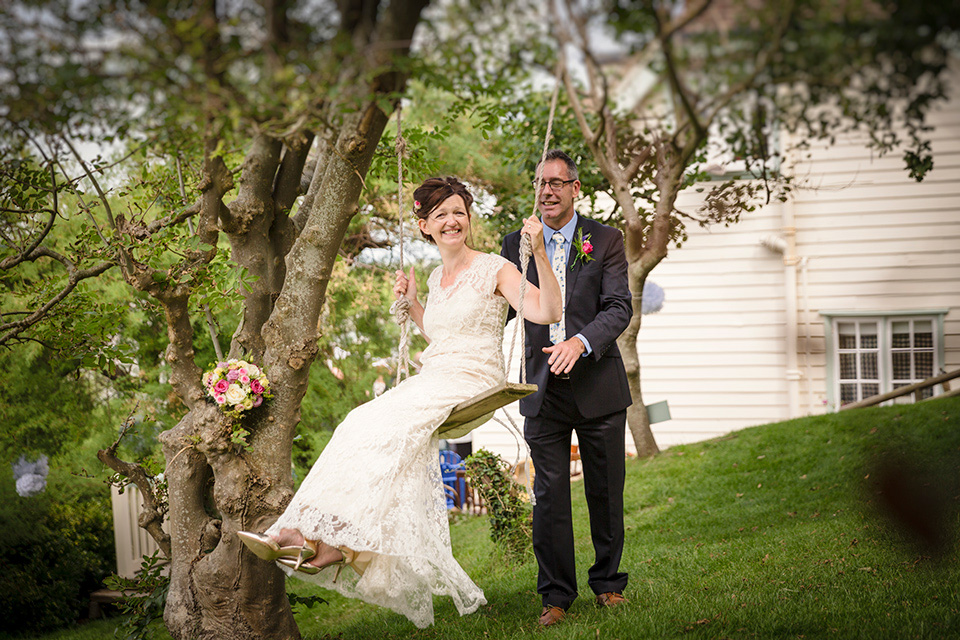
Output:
[203, 359, 273, 419]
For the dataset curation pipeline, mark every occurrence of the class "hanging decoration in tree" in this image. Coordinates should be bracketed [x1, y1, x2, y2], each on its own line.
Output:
[641, 281, 665, 315]
[12, 455, 49, 497]
[203, 359, 273, 419]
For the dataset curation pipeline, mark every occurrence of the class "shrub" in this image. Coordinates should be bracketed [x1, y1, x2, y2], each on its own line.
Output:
[0, 468, 114, 636]
[464, 449, 531, 558]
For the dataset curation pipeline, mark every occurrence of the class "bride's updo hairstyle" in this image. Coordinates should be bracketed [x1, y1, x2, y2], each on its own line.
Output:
[413, 177, 474, 244]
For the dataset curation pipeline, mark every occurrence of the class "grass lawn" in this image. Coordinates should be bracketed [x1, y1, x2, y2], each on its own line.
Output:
[30, 396, 960, 639]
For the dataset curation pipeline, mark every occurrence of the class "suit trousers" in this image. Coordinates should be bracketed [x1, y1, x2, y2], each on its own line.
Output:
[525, 375, 628, 609]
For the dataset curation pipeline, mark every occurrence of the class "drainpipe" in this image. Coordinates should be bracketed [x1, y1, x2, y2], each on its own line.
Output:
[760, 198, 802, 418]
[800, 256, 814, 412]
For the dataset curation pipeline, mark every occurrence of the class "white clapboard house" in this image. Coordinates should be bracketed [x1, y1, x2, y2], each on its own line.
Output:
[473, 64, 960, 461]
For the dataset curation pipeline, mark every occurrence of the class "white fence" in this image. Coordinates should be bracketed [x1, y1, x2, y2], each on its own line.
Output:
[110, 484, 162, 578]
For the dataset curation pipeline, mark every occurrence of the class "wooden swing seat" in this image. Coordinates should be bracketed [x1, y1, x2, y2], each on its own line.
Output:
[437, 382, 537, 439]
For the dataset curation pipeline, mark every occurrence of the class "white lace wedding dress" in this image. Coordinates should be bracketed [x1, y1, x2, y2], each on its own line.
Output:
[268, 253, 511, 628]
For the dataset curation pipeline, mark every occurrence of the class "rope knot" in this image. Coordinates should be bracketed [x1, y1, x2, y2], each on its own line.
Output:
[390, 296, 412, 324]
[391, 295, 412, 381]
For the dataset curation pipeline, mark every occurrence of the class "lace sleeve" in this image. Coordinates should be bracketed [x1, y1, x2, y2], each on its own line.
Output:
[425, 265, 442, 299]
[478, 253, 511, 296]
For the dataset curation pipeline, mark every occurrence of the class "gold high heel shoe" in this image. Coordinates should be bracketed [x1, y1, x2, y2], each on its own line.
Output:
[237, 531, 317, 569]
[277, 546, 359, 583]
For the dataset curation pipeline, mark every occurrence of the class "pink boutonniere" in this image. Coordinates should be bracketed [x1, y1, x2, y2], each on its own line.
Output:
[571, 227, 595, 268]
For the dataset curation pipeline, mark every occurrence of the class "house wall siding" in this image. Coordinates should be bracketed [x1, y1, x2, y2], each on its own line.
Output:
[639, 74, 960, 449]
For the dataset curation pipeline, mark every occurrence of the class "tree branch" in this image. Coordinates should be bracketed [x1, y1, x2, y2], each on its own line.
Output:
[61, 135, 142, 281]
[0, 258, 114, 347]
[655, 12, 706, 157]
[660, 0, 714, 40]
[0, 208, 57, 270]
[97, 409, 171, 557]
[700, 0, 796, 134]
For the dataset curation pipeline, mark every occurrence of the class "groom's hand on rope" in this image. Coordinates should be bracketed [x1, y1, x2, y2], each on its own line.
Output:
[520, 214, 545, 254]
[394, 267, 417, 302]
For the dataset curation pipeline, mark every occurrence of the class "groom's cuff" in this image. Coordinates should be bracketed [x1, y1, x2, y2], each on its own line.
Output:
[574, 333, 593, 357]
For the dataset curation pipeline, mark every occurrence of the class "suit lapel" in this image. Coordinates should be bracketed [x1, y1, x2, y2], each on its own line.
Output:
[564, 217, 586, 306]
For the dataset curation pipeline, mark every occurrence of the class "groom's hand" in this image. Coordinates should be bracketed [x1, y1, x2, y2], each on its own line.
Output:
[543, 337, 586, 375]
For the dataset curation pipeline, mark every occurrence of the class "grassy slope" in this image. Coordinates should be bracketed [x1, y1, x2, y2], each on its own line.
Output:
[32, 397, 960, 640]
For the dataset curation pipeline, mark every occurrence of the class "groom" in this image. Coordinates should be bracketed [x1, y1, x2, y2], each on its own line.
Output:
[502, 150, 632, 626]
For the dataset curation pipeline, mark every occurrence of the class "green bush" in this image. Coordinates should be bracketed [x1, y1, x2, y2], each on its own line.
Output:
[464, 449, 531, 559]
[0, 468, 114, 636]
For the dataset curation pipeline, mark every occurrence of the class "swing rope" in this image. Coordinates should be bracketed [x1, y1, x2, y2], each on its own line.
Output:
[498, 70, 562, 505]
[390, 105, 412, 382]
[505, 70, 561, 386]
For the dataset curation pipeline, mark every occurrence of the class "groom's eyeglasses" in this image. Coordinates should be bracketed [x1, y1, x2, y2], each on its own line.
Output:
[532, 178, 576, 191]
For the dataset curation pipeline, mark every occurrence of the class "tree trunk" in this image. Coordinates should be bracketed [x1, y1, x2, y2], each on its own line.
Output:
[618, 214, 659, 458]
[160, 405, 302, 640]
[616, 153, 685, 458]
[157, 98, 391, 640]
[618, 266, 659, 458]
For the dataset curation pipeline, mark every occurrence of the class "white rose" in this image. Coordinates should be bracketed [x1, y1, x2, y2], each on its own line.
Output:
[225, 384, 247, 405]
[246, 364, 261, 377]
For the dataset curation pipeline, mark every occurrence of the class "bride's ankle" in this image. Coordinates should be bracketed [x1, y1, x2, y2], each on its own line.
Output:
[309, 542, 344, 567]
[274, 528, 305, 548]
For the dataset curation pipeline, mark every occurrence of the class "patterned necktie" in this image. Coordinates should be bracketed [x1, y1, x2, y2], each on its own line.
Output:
[549, 231, 566, 344]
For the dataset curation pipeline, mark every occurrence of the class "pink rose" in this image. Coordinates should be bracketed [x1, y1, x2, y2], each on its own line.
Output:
[239, 375, 250, 385]
[215, 394, 226, 405]
[214, 379, 229, 394]
[582, 241, 593, 254]
[237, 368, 247, 376]
[226, 369, 240, 381]
[253, 395, 263, 407]
[250, 379, 264, 394]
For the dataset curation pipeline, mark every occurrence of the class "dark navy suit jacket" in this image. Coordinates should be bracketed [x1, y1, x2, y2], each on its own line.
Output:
[501, 215, 633, 420]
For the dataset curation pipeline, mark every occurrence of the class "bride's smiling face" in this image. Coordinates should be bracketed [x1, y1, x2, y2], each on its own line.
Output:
[418, 195, 470, 246]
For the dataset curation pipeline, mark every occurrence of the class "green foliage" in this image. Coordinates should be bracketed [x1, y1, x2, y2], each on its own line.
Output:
[0, 468, 114, 636]
[464, 449, 531, 559]
[103, 552, 170, 640]
[493, 89, 612, 227]
[0, 348, 96, 460]
[291, 425, 333, 488]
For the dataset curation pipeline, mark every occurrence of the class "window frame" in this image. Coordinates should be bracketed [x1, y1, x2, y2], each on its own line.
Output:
[822, 310, 947, 410]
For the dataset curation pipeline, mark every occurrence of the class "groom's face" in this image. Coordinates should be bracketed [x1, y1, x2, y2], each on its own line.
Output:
[537, 160, 580, 231]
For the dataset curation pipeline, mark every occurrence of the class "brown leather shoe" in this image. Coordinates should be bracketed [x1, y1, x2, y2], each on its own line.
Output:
[539, 605, 566, 626]
[596, 592, 628, 607]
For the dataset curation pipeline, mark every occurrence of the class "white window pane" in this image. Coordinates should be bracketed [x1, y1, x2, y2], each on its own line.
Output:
[915, 352, 933, 378]
[891, 321, 911, 348]
[860, 352, 878, 379]
[839, 353, 857, 379]
[892, 352, 912, 380]
[915, 320, 933, 348]
[840, 384, 858, 404]
[838, 323, 857, 349]
[860, 323, 878, 349]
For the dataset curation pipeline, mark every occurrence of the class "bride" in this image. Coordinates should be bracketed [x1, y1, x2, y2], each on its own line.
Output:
[238, 176, 562, 628]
